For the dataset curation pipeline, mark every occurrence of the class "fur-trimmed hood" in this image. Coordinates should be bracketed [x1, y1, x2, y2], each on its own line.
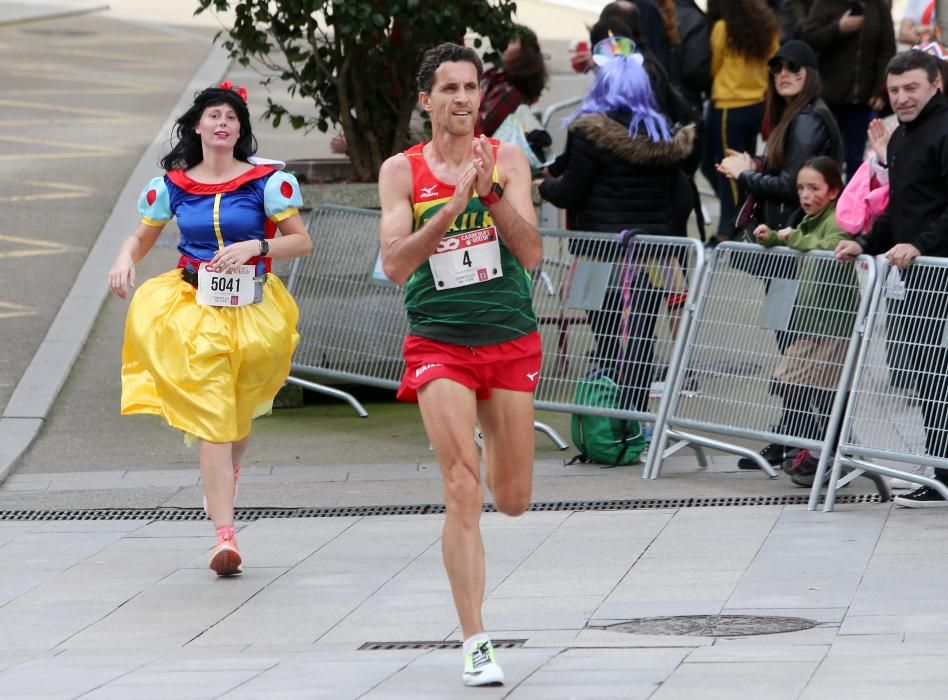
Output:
[569, 112, 695, 166]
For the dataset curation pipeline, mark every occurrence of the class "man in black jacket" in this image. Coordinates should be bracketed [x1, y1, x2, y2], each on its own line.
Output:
[836, 50, 948, 507]
[800, 0, 896, 181]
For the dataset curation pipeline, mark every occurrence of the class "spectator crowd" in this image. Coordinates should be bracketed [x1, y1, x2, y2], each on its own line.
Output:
[483, 1, 948, 508]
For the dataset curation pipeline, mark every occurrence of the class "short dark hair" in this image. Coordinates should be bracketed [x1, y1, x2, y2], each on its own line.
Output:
[886, 50, 939, 83]
[417, 43, 483, 94]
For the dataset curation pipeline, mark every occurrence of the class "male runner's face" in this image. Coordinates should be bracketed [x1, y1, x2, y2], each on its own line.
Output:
[426, 61, 480, 136]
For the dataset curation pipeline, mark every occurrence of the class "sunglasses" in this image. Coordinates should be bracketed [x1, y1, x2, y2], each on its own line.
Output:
[769, 60, 803, 76]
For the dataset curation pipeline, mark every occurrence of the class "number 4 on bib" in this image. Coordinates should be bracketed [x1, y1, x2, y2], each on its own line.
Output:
[429, 226, 503, 290]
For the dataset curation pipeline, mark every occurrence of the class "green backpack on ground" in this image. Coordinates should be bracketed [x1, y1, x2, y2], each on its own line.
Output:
[570, 370, 646, 467]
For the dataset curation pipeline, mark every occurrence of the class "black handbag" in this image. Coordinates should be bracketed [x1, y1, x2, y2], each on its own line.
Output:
[733, 192, 760, 243]
[732, 156, 765, 242]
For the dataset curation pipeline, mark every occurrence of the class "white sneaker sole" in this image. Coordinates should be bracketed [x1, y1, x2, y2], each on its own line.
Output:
[893, 495, 948, 508]
[463, 662, 504, 687]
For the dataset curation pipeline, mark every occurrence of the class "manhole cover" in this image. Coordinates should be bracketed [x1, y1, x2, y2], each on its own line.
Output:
[592, 615, 818, 637]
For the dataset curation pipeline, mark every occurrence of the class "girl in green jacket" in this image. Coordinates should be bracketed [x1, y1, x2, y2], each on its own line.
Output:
[752, 156, 859, 484]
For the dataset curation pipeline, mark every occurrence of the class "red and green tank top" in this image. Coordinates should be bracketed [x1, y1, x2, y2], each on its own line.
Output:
[402, 140, 537, 346]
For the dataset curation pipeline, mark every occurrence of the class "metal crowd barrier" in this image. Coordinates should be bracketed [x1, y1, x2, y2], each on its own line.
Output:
[286, 207, 708, 458]
[645, 242, 883, 502]
[824, 256, 948, 511]
[283, 205, 402, 417]
[531, 230, 706, 471]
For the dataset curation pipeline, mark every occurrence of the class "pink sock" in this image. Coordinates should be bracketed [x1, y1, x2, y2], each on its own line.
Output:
[216, 526, 235, 541]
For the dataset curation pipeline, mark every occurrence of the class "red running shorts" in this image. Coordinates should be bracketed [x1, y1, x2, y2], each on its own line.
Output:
[397, 331, 542, 402]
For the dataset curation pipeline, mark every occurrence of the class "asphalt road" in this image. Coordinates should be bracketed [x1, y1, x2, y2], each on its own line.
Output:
[0, 11, 214, 410]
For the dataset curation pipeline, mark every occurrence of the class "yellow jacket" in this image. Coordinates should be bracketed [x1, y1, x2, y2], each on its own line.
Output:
[710, 20, 779, 109]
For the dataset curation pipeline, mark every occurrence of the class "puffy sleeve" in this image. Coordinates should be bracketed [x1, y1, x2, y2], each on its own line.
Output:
[138, 176, 172, 226]
[264, 171, 304, 222]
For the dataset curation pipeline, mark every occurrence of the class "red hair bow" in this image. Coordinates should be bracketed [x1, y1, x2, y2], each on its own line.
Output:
[218, 80, 248, 103]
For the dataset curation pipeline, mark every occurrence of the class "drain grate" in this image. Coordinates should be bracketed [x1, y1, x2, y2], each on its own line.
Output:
[592, 615, 819, 637]
[0, 493, 882, 522]
[359, 639, 526, 651]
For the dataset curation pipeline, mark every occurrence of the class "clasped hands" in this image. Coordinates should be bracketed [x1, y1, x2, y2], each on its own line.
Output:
[715, 149, 755, 180]
[444, 135, 497, 217]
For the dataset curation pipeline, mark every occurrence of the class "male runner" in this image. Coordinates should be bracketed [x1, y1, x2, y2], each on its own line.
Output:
[378, 42, 543, 687]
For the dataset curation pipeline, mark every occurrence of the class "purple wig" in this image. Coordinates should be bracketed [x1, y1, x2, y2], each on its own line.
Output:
[569, 54, 671, 142]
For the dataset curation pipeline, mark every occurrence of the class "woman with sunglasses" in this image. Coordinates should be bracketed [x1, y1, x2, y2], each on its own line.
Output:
[716, 39, 843, 473]
[717, 40, 843, 239]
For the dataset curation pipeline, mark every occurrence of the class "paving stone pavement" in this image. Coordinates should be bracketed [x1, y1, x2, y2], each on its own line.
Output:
[2, 504, 948, 698]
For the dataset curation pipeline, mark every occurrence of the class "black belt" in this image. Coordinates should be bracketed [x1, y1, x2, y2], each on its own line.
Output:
[181, 266, 199, 287]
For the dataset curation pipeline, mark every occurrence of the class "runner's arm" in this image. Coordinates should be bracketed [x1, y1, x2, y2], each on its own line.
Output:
[379, 154, 473, 285]
[108, 222, 164, 299]
[476, 141, 542, 270]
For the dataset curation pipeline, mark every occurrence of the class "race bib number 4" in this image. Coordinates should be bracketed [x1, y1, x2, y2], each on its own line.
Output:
[429, 226, 503, 290]
[196, 263, 255, 307]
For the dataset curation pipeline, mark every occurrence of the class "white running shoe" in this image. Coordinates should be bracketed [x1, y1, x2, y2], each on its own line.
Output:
[462, 640, 504, 687]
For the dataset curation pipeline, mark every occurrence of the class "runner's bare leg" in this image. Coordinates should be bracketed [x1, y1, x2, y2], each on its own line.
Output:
[232, 434, 251, 471]
[478, 388, 535, 515]
[199, 440, 236, 528]
[418, 378, 485, 638]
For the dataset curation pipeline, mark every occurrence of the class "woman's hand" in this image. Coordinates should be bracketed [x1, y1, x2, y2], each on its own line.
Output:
[716, 150, 755, 180]
[776, 227, 793, 242]
[108, 253, 136, 300]
[752, 224, 770, 240]
[208, 240, 260, 273]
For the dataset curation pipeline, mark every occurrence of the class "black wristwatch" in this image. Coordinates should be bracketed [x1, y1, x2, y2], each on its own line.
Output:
[259, 239, 269, 256]
[479, 182, 504, 206]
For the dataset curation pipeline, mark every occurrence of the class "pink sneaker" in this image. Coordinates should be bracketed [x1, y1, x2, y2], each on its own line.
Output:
[203, 464, 241, 518]
[209, 527, 242, 576]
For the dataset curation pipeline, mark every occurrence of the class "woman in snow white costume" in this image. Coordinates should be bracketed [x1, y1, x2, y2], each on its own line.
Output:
[107, 82, 312, 576]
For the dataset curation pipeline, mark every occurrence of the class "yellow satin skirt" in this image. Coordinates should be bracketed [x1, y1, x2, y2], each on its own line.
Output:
[120, 269, 300, 444]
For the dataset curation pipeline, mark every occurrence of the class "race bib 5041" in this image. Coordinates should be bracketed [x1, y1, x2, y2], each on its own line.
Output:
[196, 263, 255, 307]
